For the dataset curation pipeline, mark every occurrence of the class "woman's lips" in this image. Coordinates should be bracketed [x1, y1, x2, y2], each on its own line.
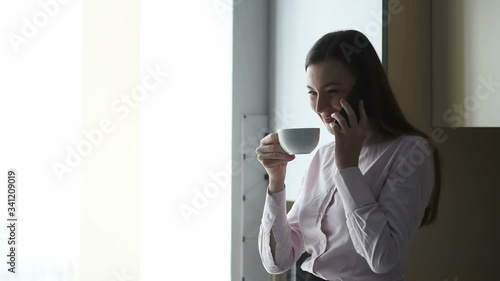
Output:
[323, 116, 335, 123]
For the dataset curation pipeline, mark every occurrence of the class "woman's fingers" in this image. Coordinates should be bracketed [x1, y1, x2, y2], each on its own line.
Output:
[255, 132, 295, 180]
[257, 150, 294, 160]
[256, 133, 295, 166]
[332, 121, 343, 136]
[256, 143, 289, 155]
[256, 145, 295, 172]
[258, 133, 292, 155]
[260, 132, 279, 145]
[259, 158, 294, 167]
[256, 149, 295, 162]
[332, 112, 348, 132]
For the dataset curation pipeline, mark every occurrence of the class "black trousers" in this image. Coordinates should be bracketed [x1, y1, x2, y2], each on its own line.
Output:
[304, 271, 328, 281]
[297, 252, 328, 281]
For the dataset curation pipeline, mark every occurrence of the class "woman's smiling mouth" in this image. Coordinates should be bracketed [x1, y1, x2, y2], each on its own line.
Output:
[323, 116, 335, 123]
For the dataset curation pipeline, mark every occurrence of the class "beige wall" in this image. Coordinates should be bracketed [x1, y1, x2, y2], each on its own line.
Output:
[388, 0, 500, 280]
[432, 0, 500, 127]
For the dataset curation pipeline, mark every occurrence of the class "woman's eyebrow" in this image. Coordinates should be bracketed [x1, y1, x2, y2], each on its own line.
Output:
[306, 82, 340, 89]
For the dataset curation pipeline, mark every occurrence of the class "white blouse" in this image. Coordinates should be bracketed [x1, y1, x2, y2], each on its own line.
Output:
[258, 130, 435, 281]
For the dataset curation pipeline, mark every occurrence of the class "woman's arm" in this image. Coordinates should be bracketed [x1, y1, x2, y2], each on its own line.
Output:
[258, 182, 305, 274]
[267, 179, 285, 260]
[334, 137, 435, 274]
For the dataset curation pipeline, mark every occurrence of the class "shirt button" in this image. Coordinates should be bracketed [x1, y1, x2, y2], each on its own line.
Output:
[268, 214, 273, 219]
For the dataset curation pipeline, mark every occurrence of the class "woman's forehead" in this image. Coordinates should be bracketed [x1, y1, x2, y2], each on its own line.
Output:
[306, 60, 355, 87]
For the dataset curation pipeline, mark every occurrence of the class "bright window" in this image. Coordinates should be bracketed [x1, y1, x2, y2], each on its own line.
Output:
[140, 1, 232, 281]
[0, 0, 82, 279]
[0, 1, 231, 280]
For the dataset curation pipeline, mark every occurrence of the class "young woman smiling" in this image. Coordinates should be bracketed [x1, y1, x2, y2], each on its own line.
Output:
[256, 30, 441, 281]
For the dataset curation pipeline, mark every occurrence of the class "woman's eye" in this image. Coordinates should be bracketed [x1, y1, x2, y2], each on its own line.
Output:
[327, 89, 338, 95]
[308, 91, 317, 96]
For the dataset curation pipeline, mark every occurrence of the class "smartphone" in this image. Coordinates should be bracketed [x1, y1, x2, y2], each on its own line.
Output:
[334, 80, 364, 128]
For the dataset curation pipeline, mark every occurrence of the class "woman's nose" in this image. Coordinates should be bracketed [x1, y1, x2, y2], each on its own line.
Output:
[315, 94, 330, 113]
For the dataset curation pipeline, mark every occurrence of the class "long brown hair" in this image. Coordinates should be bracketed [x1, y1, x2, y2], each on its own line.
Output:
[305, 30, 441, 227]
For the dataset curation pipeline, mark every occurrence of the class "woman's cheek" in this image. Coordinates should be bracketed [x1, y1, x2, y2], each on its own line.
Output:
[332, 96, 343, 109]
[309, 98, 316, 111]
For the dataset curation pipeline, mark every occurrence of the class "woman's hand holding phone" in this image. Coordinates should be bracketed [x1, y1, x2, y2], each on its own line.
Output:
[330, 99, 368, 170]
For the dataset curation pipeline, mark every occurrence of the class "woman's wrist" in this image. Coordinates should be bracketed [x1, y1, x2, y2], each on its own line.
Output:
[268, 178, 285, 194]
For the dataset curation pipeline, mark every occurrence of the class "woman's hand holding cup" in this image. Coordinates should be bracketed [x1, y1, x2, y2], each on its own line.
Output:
[255, 133, 295, 193]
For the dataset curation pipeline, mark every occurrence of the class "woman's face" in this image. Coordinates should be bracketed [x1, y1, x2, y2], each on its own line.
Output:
[306, 59, 356, 135]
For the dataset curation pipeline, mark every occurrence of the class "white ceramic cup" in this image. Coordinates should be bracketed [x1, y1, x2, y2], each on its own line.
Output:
[277, 128, 320, 155]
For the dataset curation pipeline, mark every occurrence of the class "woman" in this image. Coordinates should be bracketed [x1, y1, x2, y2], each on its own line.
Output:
[256, 30, 441, 281]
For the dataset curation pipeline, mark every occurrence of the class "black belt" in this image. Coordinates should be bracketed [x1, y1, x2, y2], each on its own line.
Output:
[304, 271, 328, 281]
[296, 252, 329, 281]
